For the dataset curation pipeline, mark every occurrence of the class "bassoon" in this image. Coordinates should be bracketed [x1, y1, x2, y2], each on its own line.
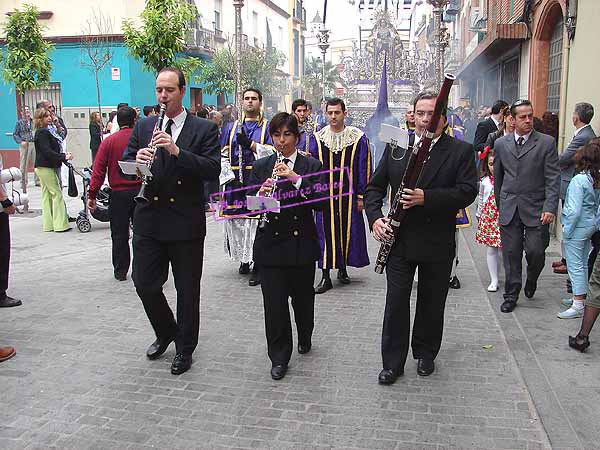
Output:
[374, 73, 456, 274]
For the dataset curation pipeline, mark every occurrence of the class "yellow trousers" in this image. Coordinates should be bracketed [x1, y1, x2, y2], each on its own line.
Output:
[34, 167, 69, 232]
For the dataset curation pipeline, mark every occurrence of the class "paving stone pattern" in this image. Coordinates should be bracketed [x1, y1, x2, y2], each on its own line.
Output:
[1, 192, 551, 450]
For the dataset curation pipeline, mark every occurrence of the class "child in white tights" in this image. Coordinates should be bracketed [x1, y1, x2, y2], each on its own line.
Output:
[476, 148, 502, 292]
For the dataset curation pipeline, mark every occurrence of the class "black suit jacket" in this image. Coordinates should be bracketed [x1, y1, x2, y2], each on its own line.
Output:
[249, 152, 325, 267]
[473, 117, 499, 153]
[122, 113, 221, 241]
[365, 133, 477, 262]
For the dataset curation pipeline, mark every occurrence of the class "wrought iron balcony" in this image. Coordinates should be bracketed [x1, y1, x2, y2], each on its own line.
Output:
[186, 27, 216, 54]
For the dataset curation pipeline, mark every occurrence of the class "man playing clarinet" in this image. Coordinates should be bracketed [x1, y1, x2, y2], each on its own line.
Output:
[365, 91, 477, 384]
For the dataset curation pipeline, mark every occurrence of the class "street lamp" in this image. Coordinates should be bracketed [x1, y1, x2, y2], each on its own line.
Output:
[426, 0, 449, 87]
[316, 23, 330, 102]
[233, 0, 244, 118]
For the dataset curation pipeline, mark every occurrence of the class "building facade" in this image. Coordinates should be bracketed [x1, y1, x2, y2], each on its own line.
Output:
[0, 0, 306, 167]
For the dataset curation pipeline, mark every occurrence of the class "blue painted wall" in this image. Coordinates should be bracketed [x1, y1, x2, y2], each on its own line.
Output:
[0, 42, 221, 150]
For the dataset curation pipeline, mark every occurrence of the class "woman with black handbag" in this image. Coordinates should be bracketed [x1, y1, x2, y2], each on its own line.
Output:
[33, 107, 73, 232]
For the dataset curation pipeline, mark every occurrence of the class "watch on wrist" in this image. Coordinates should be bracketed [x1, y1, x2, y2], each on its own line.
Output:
[1, 198, 14, 208]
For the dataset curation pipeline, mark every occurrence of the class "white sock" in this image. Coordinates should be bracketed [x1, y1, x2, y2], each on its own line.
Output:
[573, 300, 585, 310]
[486, 247, 499, 286]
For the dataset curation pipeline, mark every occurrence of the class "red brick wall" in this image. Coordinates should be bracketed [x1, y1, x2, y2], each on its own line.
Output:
[0, 150, 21, 170]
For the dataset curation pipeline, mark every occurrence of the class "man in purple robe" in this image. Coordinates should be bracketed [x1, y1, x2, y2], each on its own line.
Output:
[309, 98, 371, 294]
[220, 88, 273, 286]
[292, 99, 319, 155]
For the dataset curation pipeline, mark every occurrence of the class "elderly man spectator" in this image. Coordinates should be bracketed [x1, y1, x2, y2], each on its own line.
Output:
[494, 100, 560, 313]
[13, 106, 38, 192]
[559, 103, 596, 201]
[552, 103, 597, 274]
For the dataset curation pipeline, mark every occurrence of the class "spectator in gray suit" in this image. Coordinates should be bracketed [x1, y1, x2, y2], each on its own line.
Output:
[552, 103, 597, 272]
[559, 103, 596, 200]
[494, 100, 560, 313]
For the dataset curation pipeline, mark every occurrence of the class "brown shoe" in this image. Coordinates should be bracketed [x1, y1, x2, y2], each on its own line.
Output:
[0, 346, 16, 362]
[552, 260, 565, 268]
[553, 265, 568, 274]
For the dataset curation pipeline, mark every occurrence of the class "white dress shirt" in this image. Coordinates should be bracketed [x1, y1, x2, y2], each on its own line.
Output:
[163, 108, 187, 143]
[280, 150, 302, 189]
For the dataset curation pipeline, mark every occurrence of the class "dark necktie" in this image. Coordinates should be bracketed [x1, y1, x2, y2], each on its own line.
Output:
[283, 158, 291, 167]
[517, 136, 524, 154]
[164, 119, 174, 136]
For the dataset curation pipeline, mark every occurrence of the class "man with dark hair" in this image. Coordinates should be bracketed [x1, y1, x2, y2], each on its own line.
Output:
[89, 106, 140, 281]
[309, 97, 371, 293]
[495, 99, 560, 313]
[197, 108, 209, 119]
[404, 104, 415, 132]
[143, 105, 157, 117]
[110, 102, 129, 135]
[365, 90, 477, 383]
[473, 100, 508, 154]
[291, 98, 316, 154]
[220, 87, 274, 286]
[122, 67, 221, 375]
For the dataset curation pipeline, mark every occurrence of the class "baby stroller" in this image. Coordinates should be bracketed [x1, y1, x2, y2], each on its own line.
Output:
[65, 162, 110, 233]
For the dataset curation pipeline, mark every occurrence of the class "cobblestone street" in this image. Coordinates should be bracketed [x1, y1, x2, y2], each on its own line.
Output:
[0, 190, 558, 450]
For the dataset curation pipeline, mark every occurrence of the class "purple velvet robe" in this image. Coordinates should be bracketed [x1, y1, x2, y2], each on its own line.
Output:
[309, 132, 371, 269]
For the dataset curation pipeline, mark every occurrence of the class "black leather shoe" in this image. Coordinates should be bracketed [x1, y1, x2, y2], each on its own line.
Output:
[68, 216, 76, 223]
[500, 300, 517, 313]
[315, 277, 333, 294]
[337, 268, 351, 285]
[270, 364, 288, 380]
[449, 276, 461, 289]
[417, 358, 435, 376]
[249, 267, 261, 286]
[378, 368, 403, 385]
[298, 342, 312, 354]
[146, 336, 175, 360]
[524, 279, 536, 299]
[239, 262, 250, 275]
[569, 334, 590, 352]
[171, 354, 192, 375]
[0, 296, 22, 308]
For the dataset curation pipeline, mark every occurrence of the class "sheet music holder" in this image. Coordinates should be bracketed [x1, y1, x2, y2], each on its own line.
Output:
[246, 195, 280, 213]
[379, 123, 410, 149]
[118, 161, 152, 177]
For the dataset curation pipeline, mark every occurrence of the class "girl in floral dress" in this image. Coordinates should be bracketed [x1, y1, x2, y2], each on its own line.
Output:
[476, 148, 502, 292]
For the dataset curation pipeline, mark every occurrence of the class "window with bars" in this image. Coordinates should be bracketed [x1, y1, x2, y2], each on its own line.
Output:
[546, 20, 563, 113]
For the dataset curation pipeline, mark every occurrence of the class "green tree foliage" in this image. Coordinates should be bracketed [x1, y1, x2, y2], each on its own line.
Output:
[0, 3, 53, 92]
[197, 41, 287, 99]
[302, 56, 341, 105]
[122, 0, 200, 75]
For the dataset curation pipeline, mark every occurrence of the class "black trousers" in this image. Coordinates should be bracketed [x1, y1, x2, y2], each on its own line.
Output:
[108, 189, 137, 276]
[260, 264, 315, 366]
[0, 212, 9, 298]
[382, 252, 453, 370]
[500, 212, 549, 301]
[132, 234, 205, 356]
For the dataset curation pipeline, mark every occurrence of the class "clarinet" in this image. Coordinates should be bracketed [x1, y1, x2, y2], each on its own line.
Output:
[374, 73, 456, 274]
[257, 151, 285, 231]
[134, 104, 167, 204]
